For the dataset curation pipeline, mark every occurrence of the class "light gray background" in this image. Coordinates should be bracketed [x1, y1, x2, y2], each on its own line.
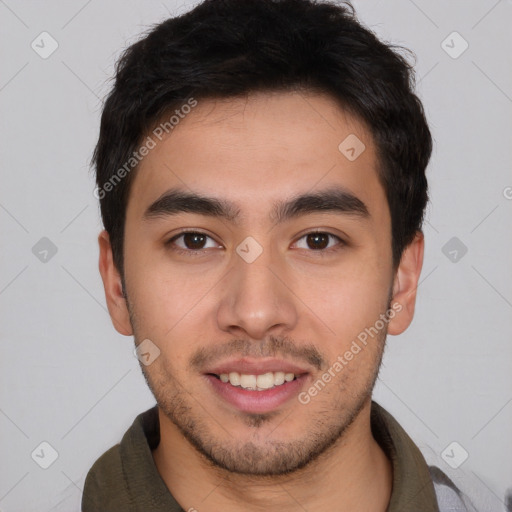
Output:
[1, 1, 511, 510]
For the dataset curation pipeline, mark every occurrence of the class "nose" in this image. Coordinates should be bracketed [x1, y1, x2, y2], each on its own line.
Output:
[216, 244, 299, 340]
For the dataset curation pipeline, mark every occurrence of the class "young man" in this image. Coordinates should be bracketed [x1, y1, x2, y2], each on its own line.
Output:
[83, 0, 476, 510]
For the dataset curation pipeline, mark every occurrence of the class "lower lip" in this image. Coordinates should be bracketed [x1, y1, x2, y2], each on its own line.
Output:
[204, 374, 308, 414]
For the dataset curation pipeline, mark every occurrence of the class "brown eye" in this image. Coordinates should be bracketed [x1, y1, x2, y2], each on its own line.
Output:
[182, 232, 207, 250]
[168, 231, 219, 253]
[306, 233, 330, 250]
[293, 232, 344, 252]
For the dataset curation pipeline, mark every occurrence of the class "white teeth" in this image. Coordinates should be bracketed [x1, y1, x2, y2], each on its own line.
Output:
[240, 374, 257, 390]
[228, 372, 240, 386]
[218, 371, 297, 390]
[274, 371, 285, 385]
[256, 372, 274, 390]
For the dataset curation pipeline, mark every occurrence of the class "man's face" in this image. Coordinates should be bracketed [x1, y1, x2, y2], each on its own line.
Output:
[115, 91, 399, 474]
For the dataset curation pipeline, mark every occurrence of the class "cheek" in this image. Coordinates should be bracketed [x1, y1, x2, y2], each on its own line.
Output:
[123, 242, 223, 357]
[128, 271, 208, 337]
[293, 254, 392, 341]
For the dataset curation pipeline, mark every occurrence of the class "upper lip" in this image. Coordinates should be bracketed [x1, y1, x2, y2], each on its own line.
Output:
[205, 358, 311, 376]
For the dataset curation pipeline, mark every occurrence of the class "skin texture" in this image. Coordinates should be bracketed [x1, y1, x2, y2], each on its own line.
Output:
[98, 91, 424, 512]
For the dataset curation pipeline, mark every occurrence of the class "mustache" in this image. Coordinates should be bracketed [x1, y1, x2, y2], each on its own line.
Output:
[189, 335, 326, 372]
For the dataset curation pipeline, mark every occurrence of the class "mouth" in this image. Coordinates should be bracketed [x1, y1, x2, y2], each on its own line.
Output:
[209, 371, 299, 391]
[203, 359, 311, 414]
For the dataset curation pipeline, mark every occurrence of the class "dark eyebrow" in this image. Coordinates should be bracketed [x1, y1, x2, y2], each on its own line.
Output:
[143, 189, 241, 222]
[271, 187, 369, 223]
[143, 186, 369, 223]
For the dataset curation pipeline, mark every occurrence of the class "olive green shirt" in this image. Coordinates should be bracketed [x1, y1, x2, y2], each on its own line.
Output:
[82, 401, 456, 511]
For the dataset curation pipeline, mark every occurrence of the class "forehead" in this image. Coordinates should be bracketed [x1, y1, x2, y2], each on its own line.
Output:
[126, 91, 388, 223]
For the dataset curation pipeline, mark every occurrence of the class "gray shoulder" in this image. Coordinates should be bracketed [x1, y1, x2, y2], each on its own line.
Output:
[429, 465, 479, 512]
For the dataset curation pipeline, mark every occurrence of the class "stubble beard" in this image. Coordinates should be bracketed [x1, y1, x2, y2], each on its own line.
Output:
[134, 332, 387, 477]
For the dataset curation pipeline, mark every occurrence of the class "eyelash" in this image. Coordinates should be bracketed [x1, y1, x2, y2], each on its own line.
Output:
[165, 229, 345, 257]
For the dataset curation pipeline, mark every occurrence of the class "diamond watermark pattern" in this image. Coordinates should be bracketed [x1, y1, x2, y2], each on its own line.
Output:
[441, 31, 468, 59]
[442, 236, 468, 263]
[31, 441, 59, 469]
[32, 237, 58, 263]
[31, 31, 59, 59]
[338, 134, 366, 161]
[441, 441, 469, 469]
[236, 236, 263, 263]
[134, 338, 161, 366]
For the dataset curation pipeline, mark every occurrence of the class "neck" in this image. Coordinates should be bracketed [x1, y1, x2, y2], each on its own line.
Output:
[152, 399, 392, 512]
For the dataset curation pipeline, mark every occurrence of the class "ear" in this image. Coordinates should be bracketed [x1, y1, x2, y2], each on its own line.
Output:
[387, 231, 424, 335]
[98, 230, 133, 336]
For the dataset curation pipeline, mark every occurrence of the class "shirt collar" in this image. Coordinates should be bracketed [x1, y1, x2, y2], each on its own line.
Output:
[370, 401, 440, 512]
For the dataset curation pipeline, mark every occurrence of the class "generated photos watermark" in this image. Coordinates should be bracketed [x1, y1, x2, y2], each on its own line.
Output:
[298, 301, 402, 405]
[94, 97, 198, 200]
